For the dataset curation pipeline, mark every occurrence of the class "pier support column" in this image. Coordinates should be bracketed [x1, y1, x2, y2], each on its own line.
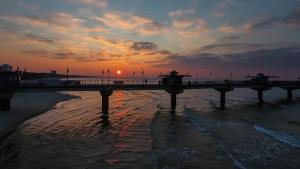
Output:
[171, 93, 177, 110]
[0, 98, 11, 111]
[215, 88, 233, 109]
[0, 90, 15, 111]
[287, 89, 293, 102]
[280, 87, 297, 102]
[100, 89, 113, 115]
[220, 91, 226, 109]
[251, 87, 271, 105]
[258, 89, 264, 104]
[166, 87, 184, 111]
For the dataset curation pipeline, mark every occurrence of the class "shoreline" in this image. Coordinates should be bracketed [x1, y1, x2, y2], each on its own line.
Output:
[0, 92, 78, 142]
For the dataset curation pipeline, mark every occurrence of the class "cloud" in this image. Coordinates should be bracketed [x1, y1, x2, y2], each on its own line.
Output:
[173, 18, 209, 38]
[22, 50, 50, 57]
[284, 8, 300, 28]
[168, 8, 211, 39]
[0, 16, 48, 27]
[0, 12, 85, 29]
[169, 9, 195, 18]
[24, 33, 57, 44]
[234, 8, 300, 33]
[21, 37, 172, 63]
[130, 41, 158, 51]
[22, 50, 72, 60]
[21, 49, 110, 62]
[213, 0, 235, 18]
[172, 19, 195, 29]
[17, 1, 39, 10]
[217, 24, 237, 33]
[81, 0, 107, 8]
[138, 21, 168, 36]
[196, 43, 270, 54]
[155, 47, 300, 74]
[128, 41, 172, 59]
[84, 26, 109, 33]
[94, 12, 167, 36]
[247, 17, 281, 31]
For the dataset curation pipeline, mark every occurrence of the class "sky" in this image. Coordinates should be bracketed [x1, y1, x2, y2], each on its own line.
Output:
[0, 0, 300, 78]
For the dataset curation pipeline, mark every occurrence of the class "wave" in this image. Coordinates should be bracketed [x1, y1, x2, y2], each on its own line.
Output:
[254, 125, 300, 149]
[184, 109, 246, 169]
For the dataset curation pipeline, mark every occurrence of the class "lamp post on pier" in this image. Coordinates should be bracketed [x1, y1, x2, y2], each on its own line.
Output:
[132, 71, 135, 85]
[102, 70, 104, 84]
[142, 70, 145, 85]
[159, 72, 163, 85]
[107, 69, 110, 85]
[67, 68, 69, 81]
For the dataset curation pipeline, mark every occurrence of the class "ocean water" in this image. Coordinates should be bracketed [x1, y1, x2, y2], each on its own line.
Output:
[1, 88, 300, 169]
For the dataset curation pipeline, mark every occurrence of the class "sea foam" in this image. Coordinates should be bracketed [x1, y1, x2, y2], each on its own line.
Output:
[254, 125, 300, 149]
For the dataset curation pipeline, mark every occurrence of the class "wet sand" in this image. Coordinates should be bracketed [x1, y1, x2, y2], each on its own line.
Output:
[0, 92, 77, 140]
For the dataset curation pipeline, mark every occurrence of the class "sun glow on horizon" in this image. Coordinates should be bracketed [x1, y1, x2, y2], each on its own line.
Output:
[117, 70, 122, 75]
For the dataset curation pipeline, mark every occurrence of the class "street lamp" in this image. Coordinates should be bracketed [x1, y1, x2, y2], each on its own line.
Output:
[159, 72, 162, 85]
[102, 70, 105, 84]
[132, 71, 135, 85]
[107, 69, 110, 85]
[141, 70, 145, 85]
[67, 67, 69, 81]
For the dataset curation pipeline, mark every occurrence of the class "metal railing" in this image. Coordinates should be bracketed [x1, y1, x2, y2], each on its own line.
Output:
[18, 79, 300, 89]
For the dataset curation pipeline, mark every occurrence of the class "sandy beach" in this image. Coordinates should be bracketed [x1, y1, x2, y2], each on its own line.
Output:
[0, 92, 77, 140]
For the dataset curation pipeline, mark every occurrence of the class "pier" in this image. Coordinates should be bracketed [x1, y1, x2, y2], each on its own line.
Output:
[1, 71, 300, 115]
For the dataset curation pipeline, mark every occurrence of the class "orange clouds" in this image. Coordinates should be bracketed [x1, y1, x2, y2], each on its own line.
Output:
[94, 12, 167, 36]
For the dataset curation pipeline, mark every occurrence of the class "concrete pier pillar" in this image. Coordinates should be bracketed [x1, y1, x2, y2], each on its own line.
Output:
[251, 87, 271, 105]
[0, 90, 15, 111]
[100, 89, 113, 115]
[258, 89, 264, 104]
[102, 95, 109, 114]
[220, 91, 226, 109]
[0, 98, 11, 111]
[287, 89, 293, 101]
[215, 88, 233, 109]
[171, 93, 177, 110]
[166, 88, 183, 111]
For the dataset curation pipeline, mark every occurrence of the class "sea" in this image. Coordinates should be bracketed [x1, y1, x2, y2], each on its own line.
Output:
[1, 80, 300, 169]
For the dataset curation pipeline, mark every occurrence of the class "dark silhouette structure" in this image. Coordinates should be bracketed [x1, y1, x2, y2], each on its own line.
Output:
[1, 71, 300, 116]
[246, 73, 278, 104]
[0, 64, 20, 110]
[160, 70, 191, 110]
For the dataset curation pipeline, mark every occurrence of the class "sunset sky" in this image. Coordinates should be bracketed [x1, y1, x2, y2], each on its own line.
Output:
[0, 0, 300, 78]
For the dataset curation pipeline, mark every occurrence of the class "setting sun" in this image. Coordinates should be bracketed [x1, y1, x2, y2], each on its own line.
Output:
[117, 70, 122, 75]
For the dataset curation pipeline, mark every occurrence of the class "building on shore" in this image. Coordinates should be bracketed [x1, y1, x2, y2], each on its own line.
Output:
[0, 64, 13, 72]
[0, 64, 20, 86]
